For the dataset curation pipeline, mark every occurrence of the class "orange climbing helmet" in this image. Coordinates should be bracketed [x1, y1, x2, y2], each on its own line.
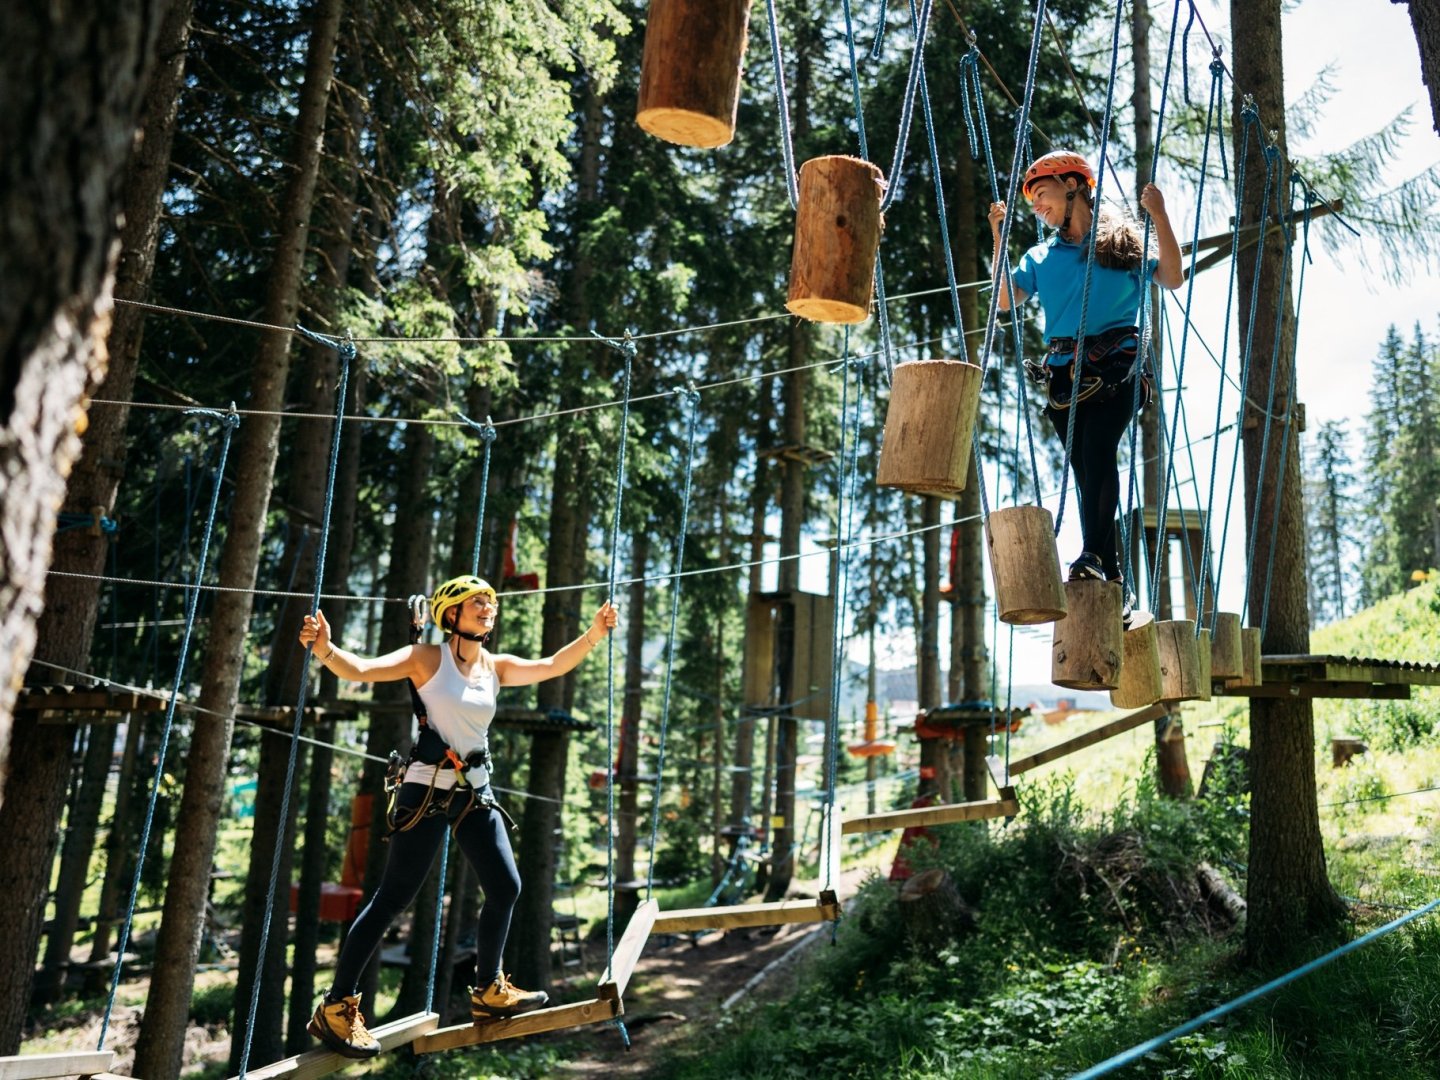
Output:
[1022, 150, 1096, 200]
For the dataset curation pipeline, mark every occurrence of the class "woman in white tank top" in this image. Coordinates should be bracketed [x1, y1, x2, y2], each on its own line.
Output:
[297, 574, 617, 1058]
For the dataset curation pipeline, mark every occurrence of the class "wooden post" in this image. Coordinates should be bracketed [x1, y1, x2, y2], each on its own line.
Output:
[1240, 627, 1263, 686]
[1051, 580, 1123, 690]
[1330, 737, 1368, 768]
[637, 0, 753, 148]
[1111, 610, 1162, 708]
[898, 868, 974, 943]
[1155, 619, 1203, 701]
[1195, 628, 1213, 701]
[876, 359, 983, 495]
[986, 506, 1067, 624]
[786, 155, 885, 324]
[1210, 612, 1243, 678]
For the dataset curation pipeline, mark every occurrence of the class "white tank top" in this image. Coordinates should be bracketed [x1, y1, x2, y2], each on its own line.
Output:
[404, 642, 497, 790]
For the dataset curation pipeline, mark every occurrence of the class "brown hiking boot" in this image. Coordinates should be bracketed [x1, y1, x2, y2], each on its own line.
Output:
[471, 973, 549, 1020]
[307, 993, 381, 1058]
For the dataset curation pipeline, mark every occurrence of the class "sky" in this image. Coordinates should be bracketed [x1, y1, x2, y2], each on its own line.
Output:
[777, 0, 1440, 696]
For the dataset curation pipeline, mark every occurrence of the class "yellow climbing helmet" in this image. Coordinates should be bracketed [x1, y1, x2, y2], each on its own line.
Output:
[429, 575, 497, 630]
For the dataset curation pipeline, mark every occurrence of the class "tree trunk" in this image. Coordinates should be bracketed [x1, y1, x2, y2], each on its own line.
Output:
[133, 1, 344, 1074]
[36, 724, 115, 1001]
[1396, 0, 1440, 136]
[764, 320, 809, 902]
[0, 0, 163, 815]
[898, 868, 974, 942]
[615, 532, 650, 923]
[89, 714, 144, 968]
[730, 391, 772, 835]
[1231, 0, 1344, 964]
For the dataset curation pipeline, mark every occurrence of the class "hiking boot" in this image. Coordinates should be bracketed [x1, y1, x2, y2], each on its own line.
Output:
[1067, 552, 1106, 582]
[307, 993, 381, 1059]
[471, 973, 549, 1020]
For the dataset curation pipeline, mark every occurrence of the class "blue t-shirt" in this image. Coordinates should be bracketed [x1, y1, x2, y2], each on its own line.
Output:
[1011, 233, 1156, 363]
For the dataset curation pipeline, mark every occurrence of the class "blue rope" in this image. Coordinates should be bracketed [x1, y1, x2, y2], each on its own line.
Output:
[1054, 0, 1126, 536]
[1194, 102, 1255, 633]
[599, 332, 636, 1004]
[869, 0, 890, 60]
[1238, 138, 1290, 627]
[459, 413, 498, 576]
[237, 336, 353, 1077]
[645, 386, 700, 898]
[1147, 58, 1225, 612]
[761, 0, 801, 210]
[823, 335, 865, 892]
[1257, 181, 1314, 636]
[98, 406, 241, 1052]
[56, 511, 119, 535]
[1071, 898, 1440, 1079]
[1209, 104, 1273, 623]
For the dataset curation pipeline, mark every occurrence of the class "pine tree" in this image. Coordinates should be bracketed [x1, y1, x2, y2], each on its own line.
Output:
[1304, 419, 1355, 625]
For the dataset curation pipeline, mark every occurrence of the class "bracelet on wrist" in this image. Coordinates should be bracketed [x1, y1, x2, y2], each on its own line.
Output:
[320, 645, 336, 663]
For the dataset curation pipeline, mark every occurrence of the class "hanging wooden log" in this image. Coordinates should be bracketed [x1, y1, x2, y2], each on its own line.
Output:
[987, 506, 1067, 624]
[898, 868, 975, 943]
[1210, 612, 1243, 679]
[1195, 627, 1213, 701]
[786, 155, 885, 324]
[1239, 627, 1263, 686]
[876, 359, 983, 496]
[637, 0, 754, 148]
[1051, 580, 1123, 690]
[1111, 610, 1162, 708]
[1155, 619, 1203, 701]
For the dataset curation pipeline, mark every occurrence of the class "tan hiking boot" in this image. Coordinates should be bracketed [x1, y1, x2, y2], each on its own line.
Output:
[307, 993, 381, 1058]
[471, 973, 549, 1020]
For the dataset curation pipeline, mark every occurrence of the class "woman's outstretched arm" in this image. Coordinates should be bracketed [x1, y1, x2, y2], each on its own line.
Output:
[493, 601, 619, 688]
[299, 609, 425, 683]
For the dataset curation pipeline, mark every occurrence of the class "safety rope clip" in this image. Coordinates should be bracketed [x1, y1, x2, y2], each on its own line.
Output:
[409, 593, 429, 631]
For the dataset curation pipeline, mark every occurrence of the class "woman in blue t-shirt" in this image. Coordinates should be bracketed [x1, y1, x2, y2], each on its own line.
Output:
[989, 150, 1183, 620]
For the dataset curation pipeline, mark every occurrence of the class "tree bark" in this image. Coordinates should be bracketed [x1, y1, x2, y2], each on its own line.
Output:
[133, 1, 344, 1074]
[730, 390, 772, 835]
[89, 714, 145, 969]
[1395, 0, 1440, 136]
[1231, 0, 1344, 964]
[0, 0, 163, 817]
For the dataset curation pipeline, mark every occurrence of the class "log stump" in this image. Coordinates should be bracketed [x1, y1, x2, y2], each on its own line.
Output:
[1239, 627, 1263, 686]
[637, 0, 753, 148]
[786, 155, 885, 324]
[1155, 619, 1203, 701]
[1111, 610, 1162, 708]
[1331, 736, 1368, 767]
[898, 867, 975, 943]
[1051, 579, 1123, 690]
[1209, 611, 1243, 679]
[876, 359, 983, 496]
[1195, 627, 1213, 702]
[987, 506, 1066, 624]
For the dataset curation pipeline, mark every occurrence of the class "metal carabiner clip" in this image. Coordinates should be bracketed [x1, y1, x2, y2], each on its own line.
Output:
[408, 593, 429, 632]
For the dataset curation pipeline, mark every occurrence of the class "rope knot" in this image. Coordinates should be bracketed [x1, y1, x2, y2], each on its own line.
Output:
[458, 411, 498, 444]
[1208, 57, 1224, 77]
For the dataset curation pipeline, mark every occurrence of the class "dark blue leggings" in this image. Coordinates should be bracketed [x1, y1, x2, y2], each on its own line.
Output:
[329, 782, 521, 996]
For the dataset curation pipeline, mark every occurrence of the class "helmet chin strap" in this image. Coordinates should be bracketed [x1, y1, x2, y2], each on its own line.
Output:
[1061, 189, 1077, 237]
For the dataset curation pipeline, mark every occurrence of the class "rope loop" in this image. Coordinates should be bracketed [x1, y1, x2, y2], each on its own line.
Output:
[457, 411, 498, 445]
[294, 322, 345, 351]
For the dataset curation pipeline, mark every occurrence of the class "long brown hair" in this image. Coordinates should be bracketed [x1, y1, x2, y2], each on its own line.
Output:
[1092, 207, 1148, 272]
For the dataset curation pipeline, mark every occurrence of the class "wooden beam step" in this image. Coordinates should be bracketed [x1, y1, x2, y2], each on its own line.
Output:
[841, 792, 1018, 834]
[412, 999, 619, 1053]
[236, 1012, 437, 1079]
[599, 899, 658, 998]
[985, 754, 1010, 790]
[1007, 703, 1169, 776]
[0, 1051, 114, 1080]
[653, 891, 841, 933]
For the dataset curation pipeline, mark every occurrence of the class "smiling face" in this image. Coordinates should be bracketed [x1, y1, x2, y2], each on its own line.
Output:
[449, 592, 497, 635]
[1026, 175, 1080, 228]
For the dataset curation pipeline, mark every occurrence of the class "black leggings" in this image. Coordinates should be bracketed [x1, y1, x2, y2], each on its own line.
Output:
[329, 782, 520, 997]
[1045, 369, 1140, 580]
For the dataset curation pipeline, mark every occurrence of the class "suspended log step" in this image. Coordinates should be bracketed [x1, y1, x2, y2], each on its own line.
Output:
[841, 789, 1018, 834]
[235, 1012, 437, 1079]
[0, 1051, 114, 1080]
[636, 0, 753, 148]
[653, 890, 841, 933]
[1003, 703, 1171, 778]
[414, 902, 659, 1054]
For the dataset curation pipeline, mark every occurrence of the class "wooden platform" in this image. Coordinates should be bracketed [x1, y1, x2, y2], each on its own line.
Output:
[1214, 654, 1440, 700]
[413, 901, 658, 1054]
[0, 1050, 114, 1080]
[987, 703, 1170, 786]
[16, 684, 169, 722]
[653, 891, 840, 933]
[234, 1012, 437, 1079]
[841, 790, 1018, 834]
